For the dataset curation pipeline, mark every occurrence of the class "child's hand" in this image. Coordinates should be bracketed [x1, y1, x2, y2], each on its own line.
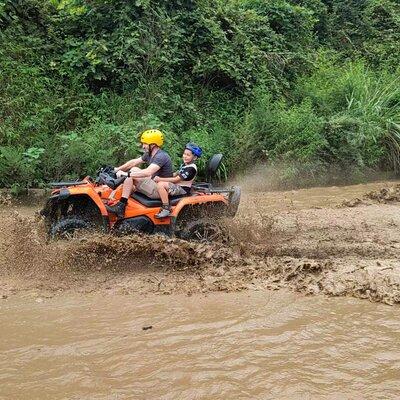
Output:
[153, 176, 160, 183]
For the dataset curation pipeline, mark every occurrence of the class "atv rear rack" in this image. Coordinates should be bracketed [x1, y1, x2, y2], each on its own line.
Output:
[193, 183, 235, 194]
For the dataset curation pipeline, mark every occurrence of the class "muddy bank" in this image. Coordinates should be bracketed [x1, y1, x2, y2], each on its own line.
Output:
[1, 181, 400, 304]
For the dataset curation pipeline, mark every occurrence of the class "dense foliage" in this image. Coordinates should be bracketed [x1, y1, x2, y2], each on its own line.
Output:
[0, 0, 399, 190]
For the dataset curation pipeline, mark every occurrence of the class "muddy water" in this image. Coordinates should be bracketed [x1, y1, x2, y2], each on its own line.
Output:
[241, 180, 400, 211]
[2, 181, 400, 398]
[1, 291, 399, 400]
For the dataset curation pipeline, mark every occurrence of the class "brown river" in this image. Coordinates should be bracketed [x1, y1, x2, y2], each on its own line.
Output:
[1, 181, 400, 398]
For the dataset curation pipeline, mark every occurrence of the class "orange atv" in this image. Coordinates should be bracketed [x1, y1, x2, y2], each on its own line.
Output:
[40, 154, 241, 241]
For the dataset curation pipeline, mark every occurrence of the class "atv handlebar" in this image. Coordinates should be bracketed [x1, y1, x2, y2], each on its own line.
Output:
[96, 166, 127, 190]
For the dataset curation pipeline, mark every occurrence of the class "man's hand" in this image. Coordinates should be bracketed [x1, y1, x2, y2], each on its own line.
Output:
[116, 170, 128, 178]
[153, 176, 160, 183]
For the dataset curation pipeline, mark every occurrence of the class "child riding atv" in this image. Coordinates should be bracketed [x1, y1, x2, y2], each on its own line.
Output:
[154, 143, 202, 218]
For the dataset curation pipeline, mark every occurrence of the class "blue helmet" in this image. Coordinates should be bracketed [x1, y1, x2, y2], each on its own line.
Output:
[185, 142, 202, 157]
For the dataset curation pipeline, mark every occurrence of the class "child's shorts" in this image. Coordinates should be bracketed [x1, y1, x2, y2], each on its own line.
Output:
[168, 183, 189, 196]
[135, 179, 189, 199]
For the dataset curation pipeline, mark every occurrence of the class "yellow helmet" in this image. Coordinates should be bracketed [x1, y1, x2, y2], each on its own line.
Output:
[140, 129, 164, 147]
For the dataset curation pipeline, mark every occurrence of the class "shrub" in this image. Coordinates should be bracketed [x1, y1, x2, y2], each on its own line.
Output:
[0, 146, 44, 188]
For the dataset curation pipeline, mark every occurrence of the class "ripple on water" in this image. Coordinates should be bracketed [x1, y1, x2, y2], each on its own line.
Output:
[0, 291, 399, 399]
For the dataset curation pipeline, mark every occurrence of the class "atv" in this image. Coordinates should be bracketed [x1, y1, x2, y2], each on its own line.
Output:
[40, 154, 241, 241]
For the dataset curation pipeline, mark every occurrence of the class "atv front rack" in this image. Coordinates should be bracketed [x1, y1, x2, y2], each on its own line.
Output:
[49, 180, 88, 188]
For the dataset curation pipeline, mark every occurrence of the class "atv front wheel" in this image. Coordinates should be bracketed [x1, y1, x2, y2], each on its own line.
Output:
[178, 218, 227, 243]
[50, 218, 91, 239]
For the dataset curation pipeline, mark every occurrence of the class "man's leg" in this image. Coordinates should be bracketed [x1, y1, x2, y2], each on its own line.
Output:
[121, 177, 134, 198]
[106, 175, 136, 218]
[129, 167, 149, 195]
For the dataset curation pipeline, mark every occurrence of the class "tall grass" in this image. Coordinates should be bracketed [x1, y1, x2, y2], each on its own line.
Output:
[238, 59, 400, 179]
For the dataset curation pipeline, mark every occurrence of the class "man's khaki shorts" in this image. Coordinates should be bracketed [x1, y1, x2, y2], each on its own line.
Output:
[135, 178, 160, 199]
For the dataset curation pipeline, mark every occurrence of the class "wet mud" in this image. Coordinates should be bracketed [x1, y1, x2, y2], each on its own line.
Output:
[1, 181, 400, 305]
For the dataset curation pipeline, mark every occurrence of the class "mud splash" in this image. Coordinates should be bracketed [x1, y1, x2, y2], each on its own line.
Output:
[1, 181, 400, 304]
[338, 183, 400, 207]
[365, 184, 400, 203]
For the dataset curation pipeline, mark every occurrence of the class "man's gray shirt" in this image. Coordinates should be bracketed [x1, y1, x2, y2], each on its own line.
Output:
[141, 150, 173, 178]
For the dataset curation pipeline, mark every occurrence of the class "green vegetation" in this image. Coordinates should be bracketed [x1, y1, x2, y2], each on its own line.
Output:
[1, 0, 399, 190]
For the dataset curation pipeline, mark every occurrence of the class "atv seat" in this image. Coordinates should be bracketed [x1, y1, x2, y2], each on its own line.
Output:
[131, 192, 191, 207]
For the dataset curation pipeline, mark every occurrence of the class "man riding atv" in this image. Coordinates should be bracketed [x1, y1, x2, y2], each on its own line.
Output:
[106, 129, 172, 218]
[41, 128, 241, 241]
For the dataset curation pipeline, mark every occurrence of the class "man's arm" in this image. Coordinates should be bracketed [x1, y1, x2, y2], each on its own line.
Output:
[115, 157, 144, 172]
[129, 163, 160, 179]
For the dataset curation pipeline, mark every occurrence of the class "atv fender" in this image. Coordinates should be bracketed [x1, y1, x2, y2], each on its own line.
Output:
[41, 186, 109, 232]
[43, 185, 108, 218]
[67, 185, 108, 216]
[171, 193, 228, 218]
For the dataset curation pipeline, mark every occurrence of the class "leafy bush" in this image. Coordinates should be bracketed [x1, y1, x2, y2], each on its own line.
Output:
[0, 0, 400, 189]
[0, 146, 44, 188]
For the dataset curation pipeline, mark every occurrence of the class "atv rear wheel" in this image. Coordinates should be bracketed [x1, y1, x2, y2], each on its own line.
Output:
[178, 218, 227, 243]
[50, 218, 91, 239]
